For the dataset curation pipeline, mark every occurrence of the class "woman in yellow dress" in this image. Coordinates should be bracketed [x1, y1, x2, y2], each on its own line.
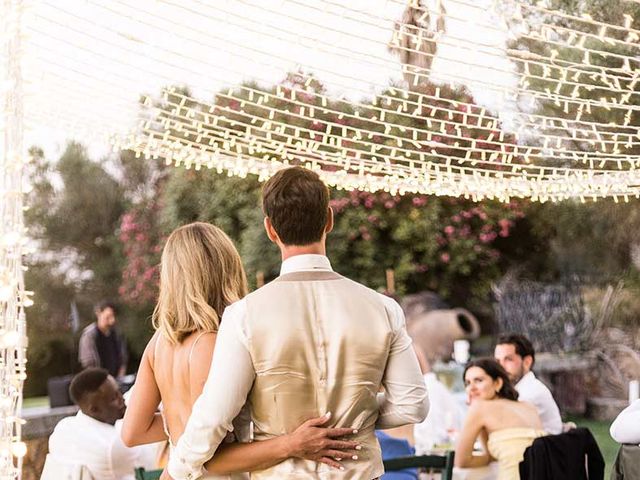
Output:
[454, 358, 546, 480]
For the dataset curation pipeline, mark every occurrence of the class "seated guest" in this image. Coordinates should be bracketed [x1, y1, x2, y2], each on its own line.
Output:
[455, 358, 545, 480]
[376, 431, 418, 480]
[412, 348, 463, 453]
[494, 333, 563, 434]
[42, 368, 156, 480]
[611, 399, 640, 444]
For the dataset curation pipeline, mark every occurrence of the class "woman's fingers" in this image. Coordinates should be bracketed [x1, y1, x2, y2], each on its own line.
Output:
[323, 449, 359, 460]
[326, 439, 360, 450]
[318, 456, 345, 470]
[326, 427, 358, 437]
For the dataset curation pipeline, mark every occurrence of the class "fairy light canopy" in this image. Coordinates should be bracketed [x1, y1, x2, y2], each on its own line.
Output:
[12, 0, 639, 203]
[0, 0, 639, 478]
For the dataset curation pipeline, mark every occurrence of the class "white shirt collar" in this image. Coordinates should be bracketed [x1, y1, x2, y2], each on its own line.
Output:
[76, 410, 114, 430]
[280, 254, 333, 275]
[516, 370, 536, 389]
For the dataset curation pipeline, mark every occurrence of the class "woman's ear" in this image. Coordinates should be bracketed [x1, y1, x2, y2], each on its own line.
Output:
[495, 377, 504, 394]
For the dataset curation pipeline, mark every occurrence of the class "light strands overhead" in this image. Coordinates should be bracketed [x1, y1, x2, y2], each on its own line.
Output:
[15, 0, 640, 202]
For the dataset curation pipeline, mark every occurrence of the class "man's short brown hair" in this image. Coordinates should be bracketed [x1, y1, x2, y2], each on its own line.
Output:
[262, 167, 330, 245]
[497, 333, 536, 367]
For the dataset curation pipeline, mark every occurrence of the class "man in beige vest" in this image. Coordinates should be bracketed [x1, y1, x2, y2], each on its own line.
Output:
[166, 167, 429, 480]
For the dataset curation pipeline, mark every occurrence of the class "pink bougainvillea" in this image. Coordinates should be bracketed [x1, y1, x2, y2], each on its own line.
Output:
[118, 203, 165, 306]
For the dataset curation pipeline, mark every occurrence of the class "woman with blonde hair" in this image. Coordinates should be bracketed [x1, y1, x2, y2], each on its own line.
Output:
[122, 222, 358, 477]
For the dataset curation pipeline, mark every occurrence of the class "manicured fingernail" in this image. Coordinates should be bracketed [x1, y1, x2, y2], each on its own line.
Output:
[353, 429, 359, 434]
[340, 466, 345, 471]
[355, 445, 362, 450]
[336, 458, 341, 461]
[325, 411, 332, 418]
[352, 455, 358, 460]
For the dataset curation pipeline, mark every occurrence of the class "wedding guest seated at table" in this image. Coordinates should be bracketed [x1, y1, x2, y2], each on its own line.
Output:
[412, 348, 464, 454]
[494, 333, 563, 435]
[610, 398, 640, 444]
[610, 401, 640, 480]
[454, 358, 545, 480]
[42, 368, 157, 480]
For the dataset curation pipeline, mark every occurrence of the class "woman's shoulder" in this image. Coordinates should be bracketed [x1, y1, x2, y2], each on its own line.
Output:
[467, 399, 494, 417]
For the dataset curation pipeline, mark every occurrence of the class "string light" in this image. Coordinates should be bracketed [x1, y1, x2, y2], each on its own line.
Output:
[20, 0, 639, 201]
[1, 1, 29, 479]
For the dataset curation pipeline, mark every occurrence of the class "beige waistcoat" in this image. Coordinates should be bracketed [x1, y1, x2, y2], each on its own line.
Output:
[244, 271, 393, 479]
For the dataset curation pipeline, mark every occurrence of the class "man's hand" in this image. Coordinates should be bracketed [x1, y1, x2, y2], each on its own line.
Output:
[159, 469, 174, 480]
[286, 412, 361, 470]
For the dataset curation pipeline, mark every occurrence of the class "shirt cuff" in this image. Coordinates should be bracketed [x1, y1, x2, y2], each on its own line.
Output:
[167, 455, 207, 480]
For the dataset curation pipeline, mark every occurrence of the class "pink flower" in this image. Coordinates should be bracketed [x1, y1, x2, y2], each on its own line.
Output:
[479, 232, 497, 244]
[444, 225, 455, 236]
[384, 200, 395, 209]
[452, 215, 461, 223]
[143, 268, 155, 281]
[440, 253, 450, 263]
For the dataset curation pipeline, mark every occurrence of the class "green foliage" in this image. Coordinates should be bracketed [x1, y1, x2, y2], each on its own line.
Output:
[23, 262, 77, 397]
[24, 143, 132, 395]
[328, 191, 524, 312]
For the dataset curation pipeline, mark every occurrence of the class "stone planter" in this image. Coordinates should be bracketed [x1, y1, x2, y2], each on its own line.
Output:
[534, 353, 597, 416]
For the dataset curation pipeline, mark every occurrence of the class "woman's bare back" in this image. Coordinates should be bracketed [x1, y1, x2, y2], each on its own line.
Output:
[150, 330, 216, 445]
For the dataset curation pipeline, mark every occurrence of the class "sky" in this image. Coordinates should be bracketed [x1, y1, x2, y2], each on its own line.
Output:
[9, 0, 517, 161]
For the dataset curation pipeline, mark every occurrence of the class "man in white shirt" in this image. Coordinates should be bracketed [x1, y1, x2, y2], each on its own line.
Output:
[411, 350, 463, 453]
[165, 167, 429, 480]
[43, 368, 156, 480]
[494, 334, 562, 435]
[610, 399, 640, 444]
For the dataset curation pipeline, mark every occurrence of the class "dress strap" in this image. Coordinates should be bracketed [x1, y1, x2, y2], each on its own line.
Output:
[160, 410, 175, 447]
[152, 332, 162, 367]
[188, 331, 209, 365]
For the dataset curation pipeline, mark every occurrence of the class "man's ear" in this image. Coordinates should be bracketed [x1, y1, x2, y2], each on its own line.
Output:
[523, 355, 534, 372]
[85, 402, 99, 416]
[325, 207, 334, 234]
[263, 217, 279, 243]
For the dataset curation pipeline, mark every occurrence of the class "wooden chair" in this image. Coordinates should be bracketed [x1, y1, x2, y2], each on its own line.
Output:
[383, 451, 455, 480]
[134, 467, 163, 480]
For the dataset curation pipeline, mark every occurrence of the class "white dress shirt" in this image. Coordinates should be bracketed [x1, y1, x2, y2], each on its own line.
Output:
[610, 399, 640, 444]
[515, 371, 562, 435]
[414, 373, 463, 453]
[46, 411, 156, 480]
[168, 254, 428, 480]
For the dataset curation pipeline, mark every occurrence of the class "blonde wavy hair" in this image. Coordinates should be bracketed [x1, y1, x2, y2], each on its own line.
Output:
[153, 222, 248, 344]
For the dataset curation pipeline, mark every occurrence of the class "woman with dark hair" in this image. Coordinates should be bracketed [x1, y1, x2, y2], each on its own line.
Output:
[454, 358, 545, 480]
